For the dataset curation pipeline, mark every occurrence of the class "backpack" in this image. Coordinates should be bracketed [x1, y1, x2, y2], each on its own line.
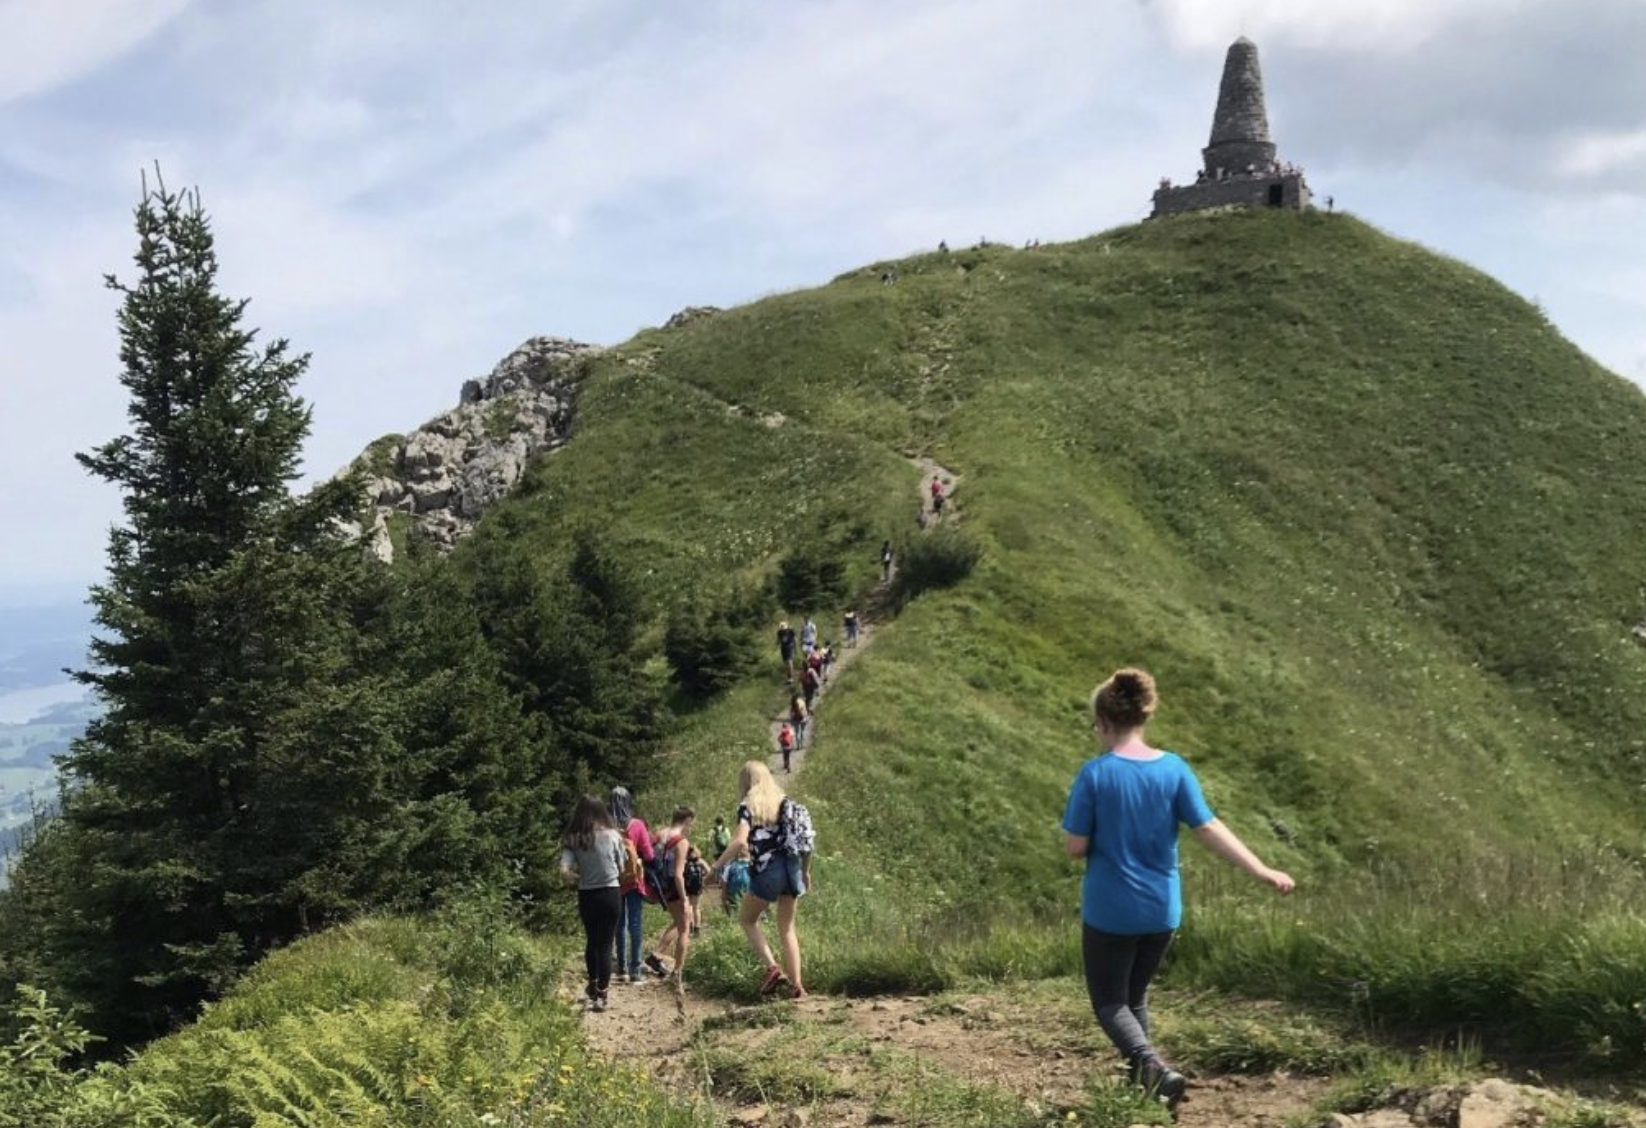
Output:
[617, 832, 644, 888]
[779, 724, 795, 751]
[684, 850, 707, 896]
[778, 798, 815, 856]
[644, 832, 683, 902]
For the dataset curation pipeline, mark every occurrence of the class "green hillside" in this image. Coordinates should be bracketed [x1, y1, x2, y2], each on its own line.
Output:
[464, 208, 1646, 1055]
[13, 207, 1646, 1128]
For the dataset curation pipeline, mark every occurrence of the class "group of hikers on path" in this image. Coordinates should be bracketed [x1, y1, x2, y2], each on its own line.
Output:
[774, 607, 862, 771]
[561, 550, 1294, 1108]
[558, 762, 817, 1013]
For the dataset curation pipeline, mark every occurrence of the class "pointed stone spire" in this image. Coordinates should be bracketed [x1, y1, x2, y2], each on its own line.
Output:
[1202, 37, 1277, 176]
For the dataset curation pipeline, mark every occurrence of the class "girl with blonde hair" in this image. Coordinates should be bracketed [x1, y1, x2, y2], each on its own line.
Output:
[711, 759, 815, 999]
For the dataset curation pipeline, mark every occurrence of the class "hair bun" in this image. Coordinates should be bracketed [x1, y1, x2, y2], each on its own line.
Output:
[1091, 667, 1158, 728]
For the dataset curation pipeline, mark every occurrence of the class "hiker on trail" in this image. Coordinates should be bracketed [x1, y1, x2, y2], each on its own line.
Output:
[560, 794, 627, 1013]
[776, 621, 797, 678]
[711, 760, 816, 1000]
[880, 540, 895, 582]
[820, 640, 837, 681]
[685, 844, 708, 938]
[711, 815, 732, 857]
[800, 663, 822, 711]
[805, 644, 826, 683]
[719, 843, 751, 915]
[609, 787, 655, 985]
[844, 609, 860, 647]
[789, 694, 809, 748]
[801, 617, 818, 654]
[778, 721, 797, 772]
[1061, 668, 1295, 1103]
[930, 477, 946, 515]
[644, 805, 699, 990]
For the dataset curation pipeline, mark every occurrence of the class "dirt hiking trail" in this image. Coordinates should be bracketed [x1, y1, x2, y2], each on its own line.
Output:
[575, 972, 1329, 1127]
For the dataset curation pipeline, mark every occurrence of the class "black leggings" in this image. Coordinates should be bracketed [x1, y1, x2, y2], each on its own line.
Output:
[1082, 925, 1174, 1061]
[578, 887, 623, 991]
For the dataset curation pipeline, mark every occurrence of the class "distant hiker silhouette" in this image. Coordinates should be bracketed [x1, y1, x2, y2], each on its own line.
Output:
[789, 694, 809, 748]
[776, 620, 797, 677]
[778, 721, 797, 772]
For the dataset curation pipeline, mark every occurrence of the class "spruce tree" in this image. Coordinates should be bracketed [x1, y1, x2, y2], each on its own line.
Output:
[46, 175, 365, 1037]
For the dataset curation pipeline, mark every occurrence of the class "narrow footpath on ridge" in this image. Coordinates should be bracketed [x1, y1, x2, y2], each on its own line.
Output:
[568, 461, 1332, 1127]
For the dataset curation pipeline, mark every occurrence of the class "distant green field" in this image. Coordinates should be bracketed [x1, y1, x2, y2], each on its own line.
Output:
[0, 703, 87, 831]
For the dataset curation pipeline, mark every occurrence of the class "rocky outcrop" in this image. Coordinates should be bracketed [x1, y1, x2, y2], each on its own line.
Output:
[663, 305, 721, 330]
[339, 336, 600, 560]
[1322, 1079, 1578, 1128]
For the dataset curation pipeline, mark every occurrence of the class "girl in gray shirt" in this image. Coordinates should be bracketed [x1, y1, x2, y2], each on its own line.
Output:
[560, 794, 627, 1011]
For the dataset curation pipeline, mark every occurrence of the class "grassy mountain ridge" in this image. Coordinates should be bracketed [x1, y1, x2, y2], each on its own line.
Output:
[450, 208, 1646, 1057]
[491, 208, 1646, 862]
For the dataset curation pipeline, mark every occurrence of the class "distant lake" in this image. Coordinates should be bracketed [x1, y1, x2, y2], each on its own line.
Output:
[0, 682, 89, 725]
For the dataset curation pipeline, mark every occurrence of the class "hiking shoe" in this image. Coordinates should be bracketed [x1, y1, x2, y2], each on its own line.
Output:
[585, 980, 599, 1001]
[629, 965, 645, 983]
[1132, 1054, 1187, 1102]
[759, 965, 788, 995]
[788, 985, 809, 1001]
[589, 994, 606, 1013]
[644, 954, 669, 978]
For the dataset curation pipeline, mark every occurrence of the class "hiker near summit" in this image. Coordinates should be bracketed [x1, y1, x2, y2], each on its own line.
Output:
[1061, 668, 1294, 1101]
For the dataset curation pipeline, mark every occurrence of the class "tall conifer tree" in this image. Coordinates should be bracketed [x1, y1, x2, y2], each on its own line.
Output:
[51, 174, 363, 1035]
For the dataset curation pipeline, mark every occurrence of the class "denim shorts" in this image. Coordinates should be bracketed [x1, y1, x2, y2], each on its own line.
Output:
[748, 854, 806, 902]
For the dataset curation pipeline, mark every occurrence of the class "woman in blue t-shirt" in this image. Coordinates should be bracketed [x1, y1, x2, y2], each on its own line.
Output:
[1062, 668, 1295, 1103]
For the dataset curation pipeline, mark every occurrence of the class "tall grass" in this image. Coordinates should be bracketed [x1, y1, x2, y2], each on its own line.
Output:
[2, 901, 718, 1127]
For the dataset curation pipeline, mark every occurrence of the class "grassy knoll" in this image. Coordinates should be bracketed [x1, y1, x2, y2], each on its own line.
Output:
[467, 208, 1646, 1066]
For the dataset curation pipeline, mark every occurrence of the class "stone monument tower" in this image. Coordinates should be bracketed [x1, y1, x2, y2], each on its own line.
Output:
[1151, 37, 1311, 218]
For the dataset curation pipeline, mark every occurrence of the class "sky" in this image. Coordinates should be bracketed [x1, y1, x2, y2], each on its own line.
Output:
[2, 0, 1644, 601]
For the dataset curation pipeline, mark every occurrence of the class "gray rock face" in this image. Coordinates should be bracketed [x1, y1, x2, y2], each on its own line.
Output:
[664, 305, 722, 330]
[342, 336, 600, 559]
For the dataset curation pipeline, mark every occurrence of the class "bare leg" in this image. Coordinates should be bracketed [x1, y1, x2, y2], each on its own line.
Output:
[775, 895, 803, 992]
[739, 893, 778, 971]
[660, 900, 690, 980]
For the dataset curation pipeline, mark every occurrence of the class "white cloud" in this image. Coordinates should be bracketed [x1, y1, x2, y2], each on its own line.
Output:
[1144, 0, 1540, 53]
[0, 0, 194, 103]
[1557, 127, 1646, 179]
